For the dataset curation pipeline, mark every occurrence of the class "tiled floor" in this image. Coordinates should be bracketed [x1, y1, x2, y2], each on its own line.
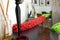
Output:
[39, 28, 50, 40]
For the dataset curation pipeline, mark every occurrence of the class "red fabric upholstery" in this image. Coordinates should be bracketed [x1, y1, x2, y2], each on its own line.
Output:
[13, 16, 46, 32]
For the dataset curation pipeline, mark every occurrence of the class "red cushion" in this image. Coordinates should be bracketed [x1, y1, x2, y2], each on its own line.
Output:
[12, 16, 46, 32]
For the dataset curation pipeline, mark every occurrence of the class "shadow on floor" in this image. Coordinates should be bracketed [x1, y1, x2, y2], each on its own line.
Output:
[39, 28, 50, 40]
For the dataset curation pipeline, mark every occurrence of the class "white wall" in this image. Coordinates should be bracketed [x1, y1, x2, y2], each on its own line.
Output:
[8, 0, 29, 25]
[34, 6, 51, 13]
[34, 0, 52, 13]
